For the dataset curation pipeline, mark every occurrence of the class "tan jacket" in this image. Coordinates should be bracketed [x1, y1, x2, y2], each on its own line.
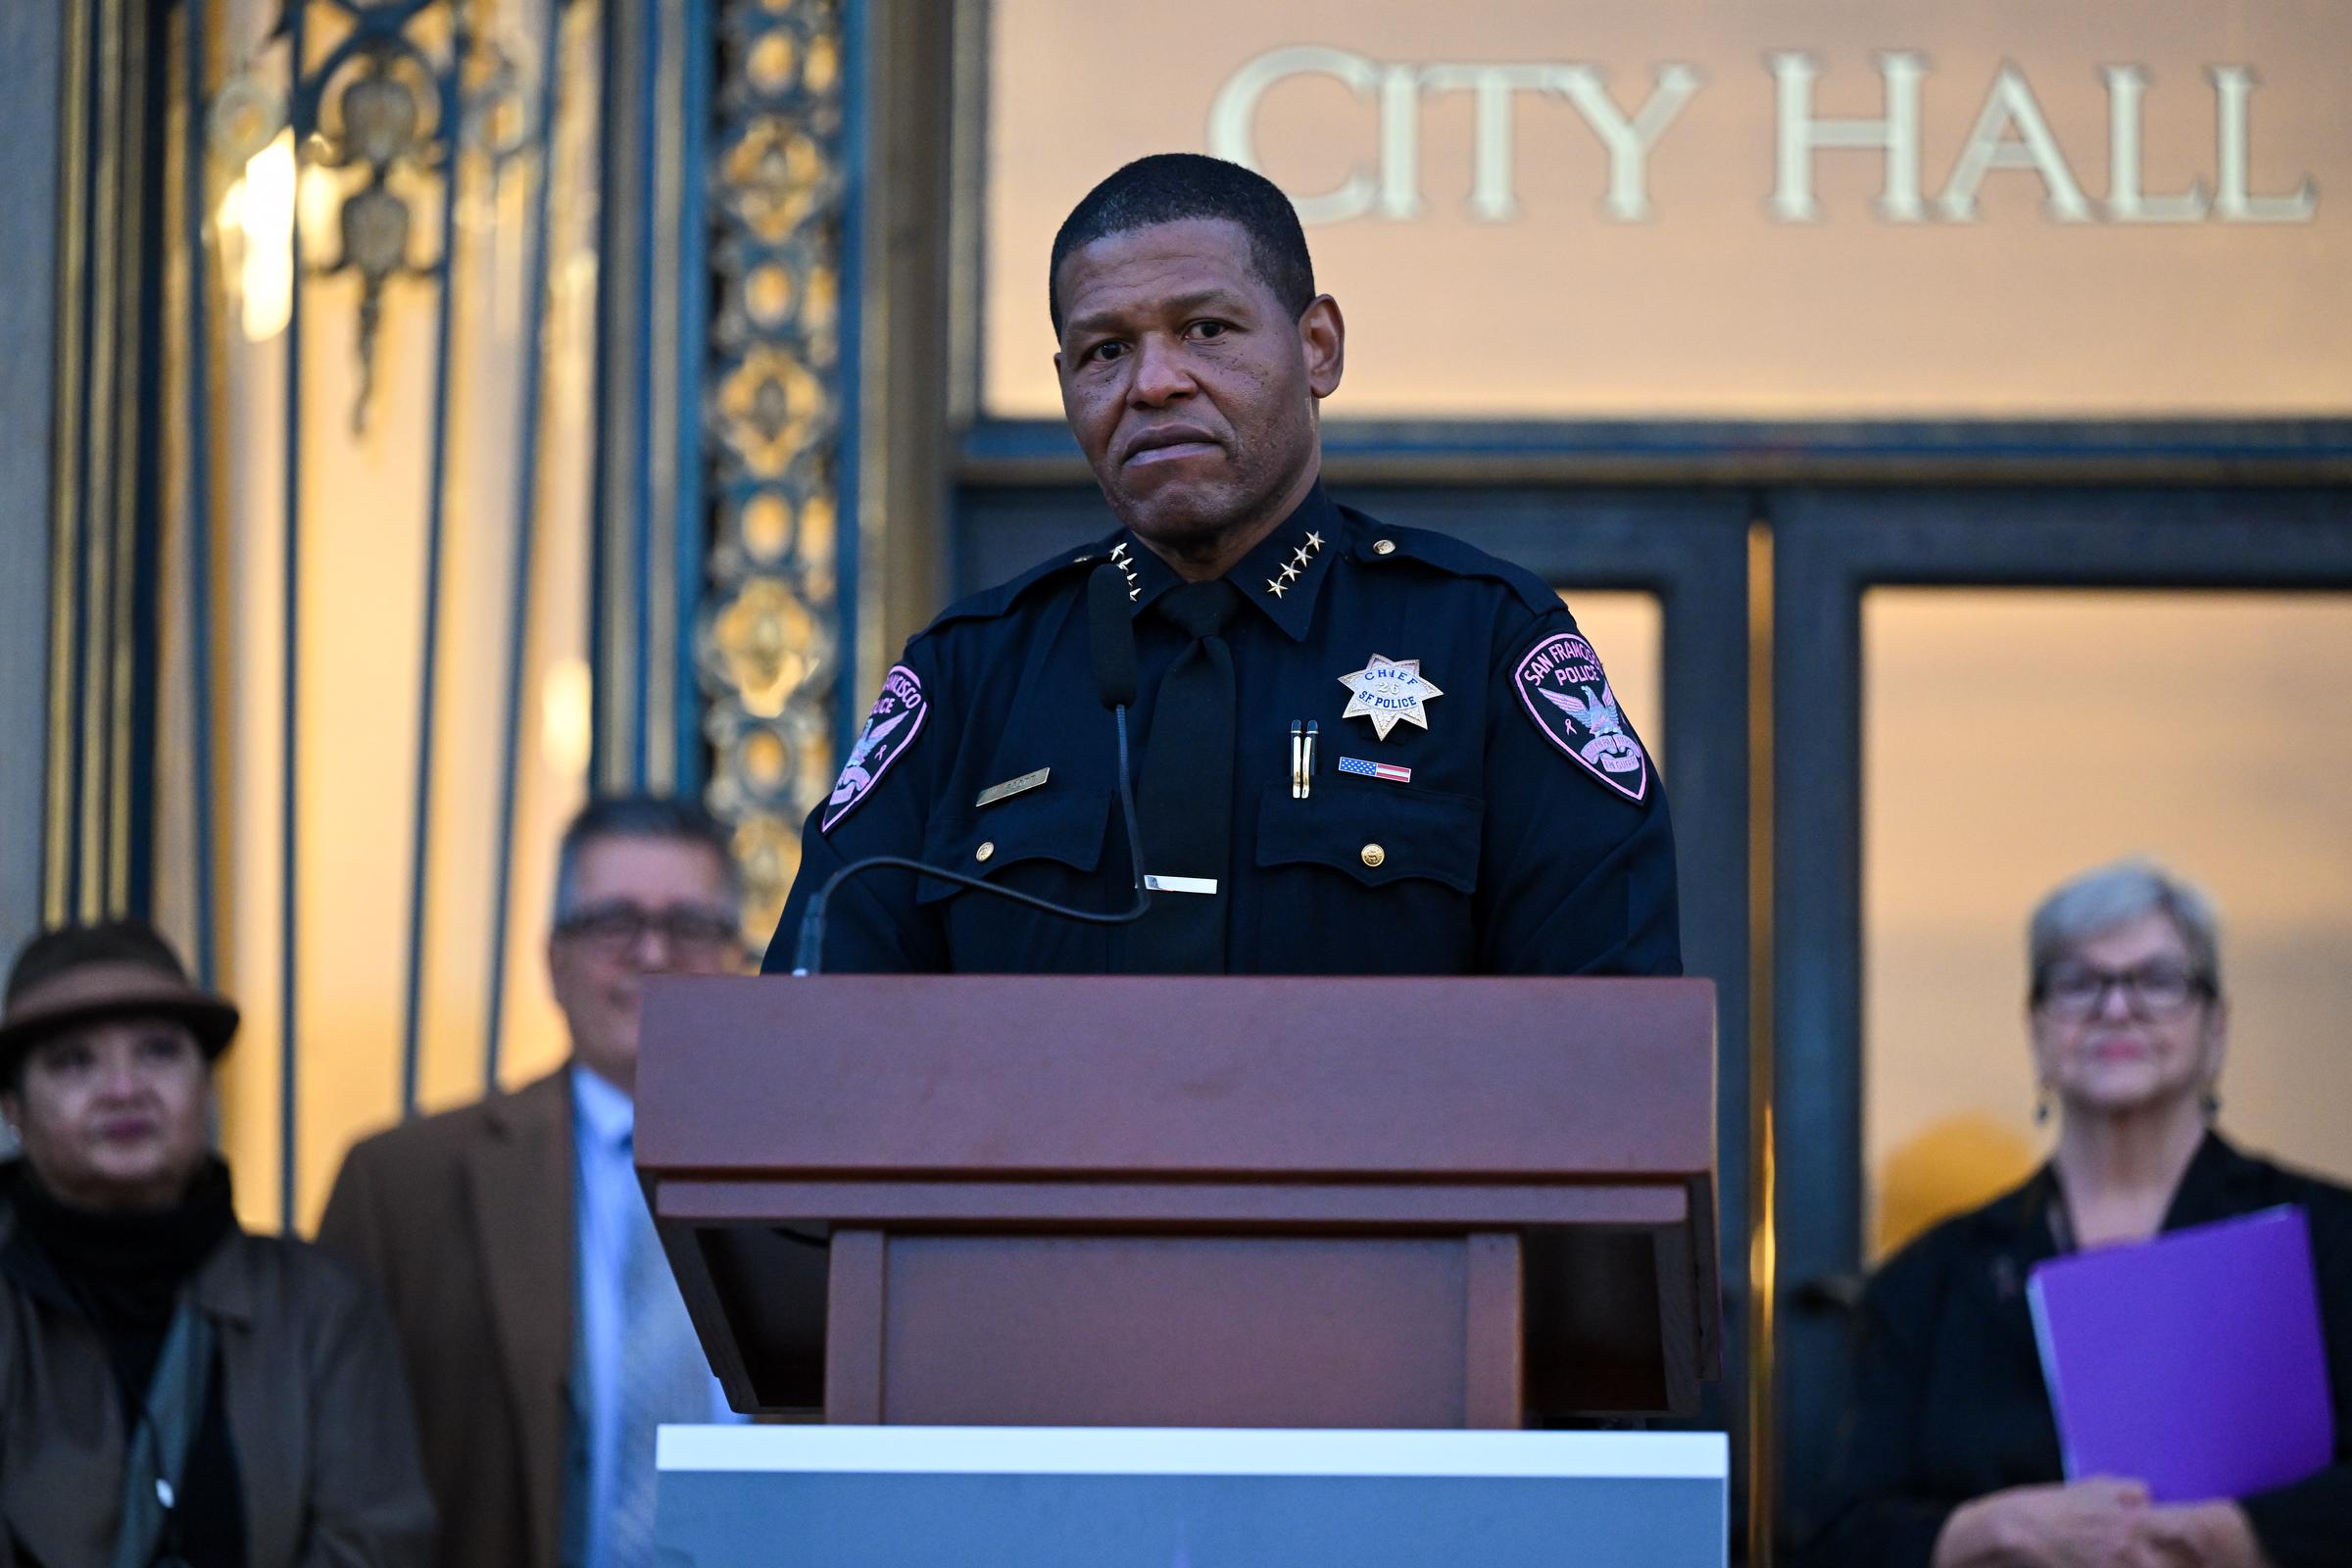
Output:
[317, 1068, 575, 1568]
[0, 1201, 437, 1567]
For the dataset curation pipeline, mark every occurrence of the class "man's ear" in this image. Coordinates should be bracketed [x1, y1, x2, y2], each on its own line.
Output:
[1299, 295, 1345, 400]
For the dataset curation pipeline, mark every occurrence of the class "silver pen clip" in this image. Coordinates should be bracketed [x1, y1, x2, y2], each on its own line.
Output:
[1302, 720, 1317, 801]
[1290, 720, 1305, 799]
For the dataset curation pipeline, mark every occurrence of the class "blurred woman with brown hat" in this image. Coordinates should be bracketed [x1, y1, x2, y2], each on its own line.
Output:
[0, 918, 434, 1567]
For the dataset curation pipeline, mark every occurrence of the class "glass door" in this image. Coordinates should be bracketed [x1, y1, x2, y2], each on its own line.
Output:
[1769, 485, 2352, 1549]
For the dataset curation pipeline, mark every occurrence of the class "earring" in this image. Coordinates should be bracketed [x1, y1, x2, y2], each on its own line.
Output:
[2034, 1085, 2054, 1126]
[2199, 1087, 2221, 1120]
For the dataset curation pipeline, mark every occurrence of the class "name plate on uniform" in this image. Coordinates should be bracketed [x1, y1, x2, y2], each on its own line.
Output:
[974, 768, 1051, 808]
[656, 1426, 1730, 1566]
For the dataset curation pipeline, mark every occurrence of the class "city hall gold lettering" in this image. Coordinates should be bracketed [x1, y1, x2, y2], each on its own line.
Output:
[1206, 49, 2318, 225]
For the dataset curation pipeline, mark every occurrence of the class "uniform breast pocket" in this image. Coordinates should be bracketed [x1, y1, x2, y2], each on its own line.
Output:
[1253, 778, 1485, 972]
[917, 787, 1114, 971]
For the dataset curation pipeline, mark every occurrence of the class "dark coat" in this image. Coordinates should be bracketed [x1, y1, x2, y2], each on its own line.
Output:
[0, 1189, 436, 1568]
[316, 1068, 575, 1568]
[1798, 1131, 2352, 1568]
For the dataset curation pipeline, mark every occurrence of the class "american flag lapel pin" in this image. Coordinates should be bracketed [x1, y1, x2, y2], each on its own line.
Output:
[1337, 755, 1412, 785]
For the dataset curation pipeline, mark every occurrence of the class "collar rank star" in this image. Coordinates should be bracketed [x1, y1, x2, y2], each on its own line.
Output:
[1338, 655, 1443, 741]
[1265, 528, 1324, 600]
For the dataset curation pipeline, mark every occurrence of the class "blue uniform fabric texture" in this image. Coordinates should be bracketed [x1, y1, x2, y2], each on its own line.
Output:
[765, 485, 1681, 977]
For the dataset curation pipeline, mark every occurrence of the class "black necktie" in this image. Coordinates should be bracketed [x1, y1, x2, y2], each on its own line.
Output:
[1129, 578, 1244, 973]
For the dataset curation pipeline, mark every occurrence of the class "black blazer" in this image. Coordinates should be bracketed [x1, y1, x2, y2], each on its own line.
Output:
[1797, 1132, 2352, 1568]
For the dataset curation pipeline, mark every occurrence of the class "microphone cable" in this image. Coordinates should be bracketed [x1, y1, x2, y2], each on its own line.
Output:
[792, 564, 1152, 975]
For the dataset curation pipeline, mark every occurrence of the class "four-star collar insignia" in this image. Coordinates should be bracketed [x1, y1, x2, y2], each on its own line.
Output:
[1265, 529, 1324, 600]
[1339, 655, 1443, 741]
[1109, 489, 1340, 637]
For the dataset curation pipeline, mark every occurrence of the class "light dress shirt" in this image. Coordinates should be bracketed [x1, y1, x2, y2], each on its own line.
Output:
[570, 1064, 744, 1568]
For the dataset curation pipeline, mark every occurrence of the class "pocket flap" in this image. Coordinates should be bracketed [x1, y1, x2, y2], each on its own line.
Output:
[916, 787, 1110, 904]
[1255, 778, 1484, 893]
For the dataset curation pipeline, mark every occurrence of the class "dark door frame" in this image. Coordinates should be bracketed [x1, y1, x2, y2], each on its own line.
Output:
[1768, 483, 2352, 1546]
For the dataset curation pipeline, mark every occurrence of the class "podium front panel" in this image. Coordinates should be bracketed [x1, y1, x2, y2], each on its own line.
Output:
[639, 975, 1720, 1423]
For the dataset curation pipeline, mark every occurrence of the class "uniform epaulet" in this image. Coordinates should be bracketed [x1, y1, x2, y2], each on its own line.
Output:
[1341, 508, 1560, 618]
[917, 536, 1121, 639]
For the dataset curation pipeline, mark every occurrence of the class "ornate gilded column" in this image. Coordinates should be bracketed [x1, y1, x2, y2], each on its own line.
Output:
[699, 0, 850, 943]
[40, 0, 172, 933]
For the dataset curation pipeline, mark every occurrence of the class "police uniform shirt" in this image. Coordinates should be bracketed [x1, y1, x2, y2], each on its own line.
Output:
[763, 484, 1681, 976]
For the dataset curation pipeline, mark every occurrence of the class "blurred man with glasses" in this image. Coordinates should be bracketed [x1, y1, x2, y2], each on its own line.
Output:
[318, 797, 748, 1568]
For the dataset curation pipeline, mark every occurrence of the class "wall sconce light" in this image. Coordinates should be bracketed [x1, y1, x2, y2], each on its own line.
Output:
[221, 128, 296, 343]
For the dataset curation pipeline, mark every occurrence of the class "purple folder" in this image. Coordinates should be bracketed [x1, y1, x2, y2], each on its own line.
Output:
[2028, 1204, 2333, 1503]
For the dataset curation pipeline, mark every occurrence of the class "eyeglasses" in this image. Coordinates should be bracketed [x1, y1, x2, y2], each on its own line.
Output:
[555, 904, 743, 960]
[2034, 960, 2214, 1021]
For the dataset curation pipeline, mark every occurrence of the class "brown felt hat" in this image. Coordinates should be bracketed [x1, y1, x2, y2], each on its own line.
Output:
[0, 919, 238, 1083]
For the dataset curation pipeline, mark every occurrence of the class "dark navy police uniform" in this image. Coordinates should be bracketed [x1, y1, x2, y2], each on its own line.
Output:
[762, 485, 1680, 975]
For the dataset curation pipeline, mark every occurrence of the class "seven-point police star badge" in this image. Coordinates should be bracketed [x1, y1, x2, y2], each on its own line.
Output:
[1338, 655, 1443, 741]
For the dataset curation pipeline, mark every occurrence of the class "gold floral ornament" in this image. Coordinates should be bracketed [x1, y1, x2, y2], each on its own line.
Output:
[723, 120, 834, 244]
[340, 65, 422, 167]
[747, 31, 799, 93]
[736, 727, 793, 793]
[207, 73, 286, 166]
[703, 0, 849, 946]
[745, 264, 795, 325]
[729, 808, 800, 951]
[801, 32, 841, 95]
[707, 707, 836, 822]
[704, 703, 836, 950]
[313, 48, 439, 432]
[736, 16, 840, 99]
[710, 577, 825, 719]
[714, 347, 827, 477]
[715, 244, 837, 358]
[718, 487, 834, 583]
[737, 491, 796, 563]
[458, 39, 532, 162]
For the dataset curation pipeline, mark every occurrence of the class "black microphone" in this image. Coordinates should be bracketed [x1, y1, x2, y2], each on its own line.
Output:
[1088, 562, 1137, 709]
[791, 565, 1152, 974]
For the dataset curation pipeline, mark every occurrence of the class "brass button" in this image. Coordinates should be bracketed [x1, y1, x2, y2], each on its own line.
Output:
[1360, 843, 1386, 868]
[975, 841, 996, 862]
[1372, 539, 1396, 556]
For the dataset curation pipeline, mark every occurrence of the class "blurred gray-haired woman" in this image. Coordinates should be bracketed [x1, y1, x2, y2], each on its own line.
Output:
[1802, 859, 2352, 1568]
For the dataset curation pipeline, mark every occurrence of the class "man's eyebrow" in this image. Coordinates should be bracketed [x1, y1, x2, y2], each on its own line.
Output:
[1063, 287, 1255, 338]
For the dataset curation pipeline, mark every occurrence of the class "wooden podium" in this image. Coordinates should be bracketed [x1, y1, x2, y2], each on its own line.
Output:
[635, 975, 1718, 1430]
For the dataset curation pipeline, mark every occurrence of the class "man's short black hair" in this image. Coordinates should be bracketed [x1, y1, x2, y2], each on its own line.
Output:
[551, 794, 739, 923]
[1049, 154, 1316, 335]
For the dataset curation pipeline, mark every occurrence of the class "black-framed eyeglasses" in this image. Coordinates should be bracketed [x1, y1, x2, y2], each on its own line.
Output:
[555, 904, 743, 958]
[2033, 960, 2215, 1021]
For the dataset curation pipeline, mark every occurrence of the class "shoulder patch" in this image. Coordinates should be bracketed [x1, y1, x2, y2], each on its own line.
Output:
[1513, 632, 1650, 804]
[822, 664, 928, 833]
[921, 539, 1112, 637]
[1341, 509, 1560, 617]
